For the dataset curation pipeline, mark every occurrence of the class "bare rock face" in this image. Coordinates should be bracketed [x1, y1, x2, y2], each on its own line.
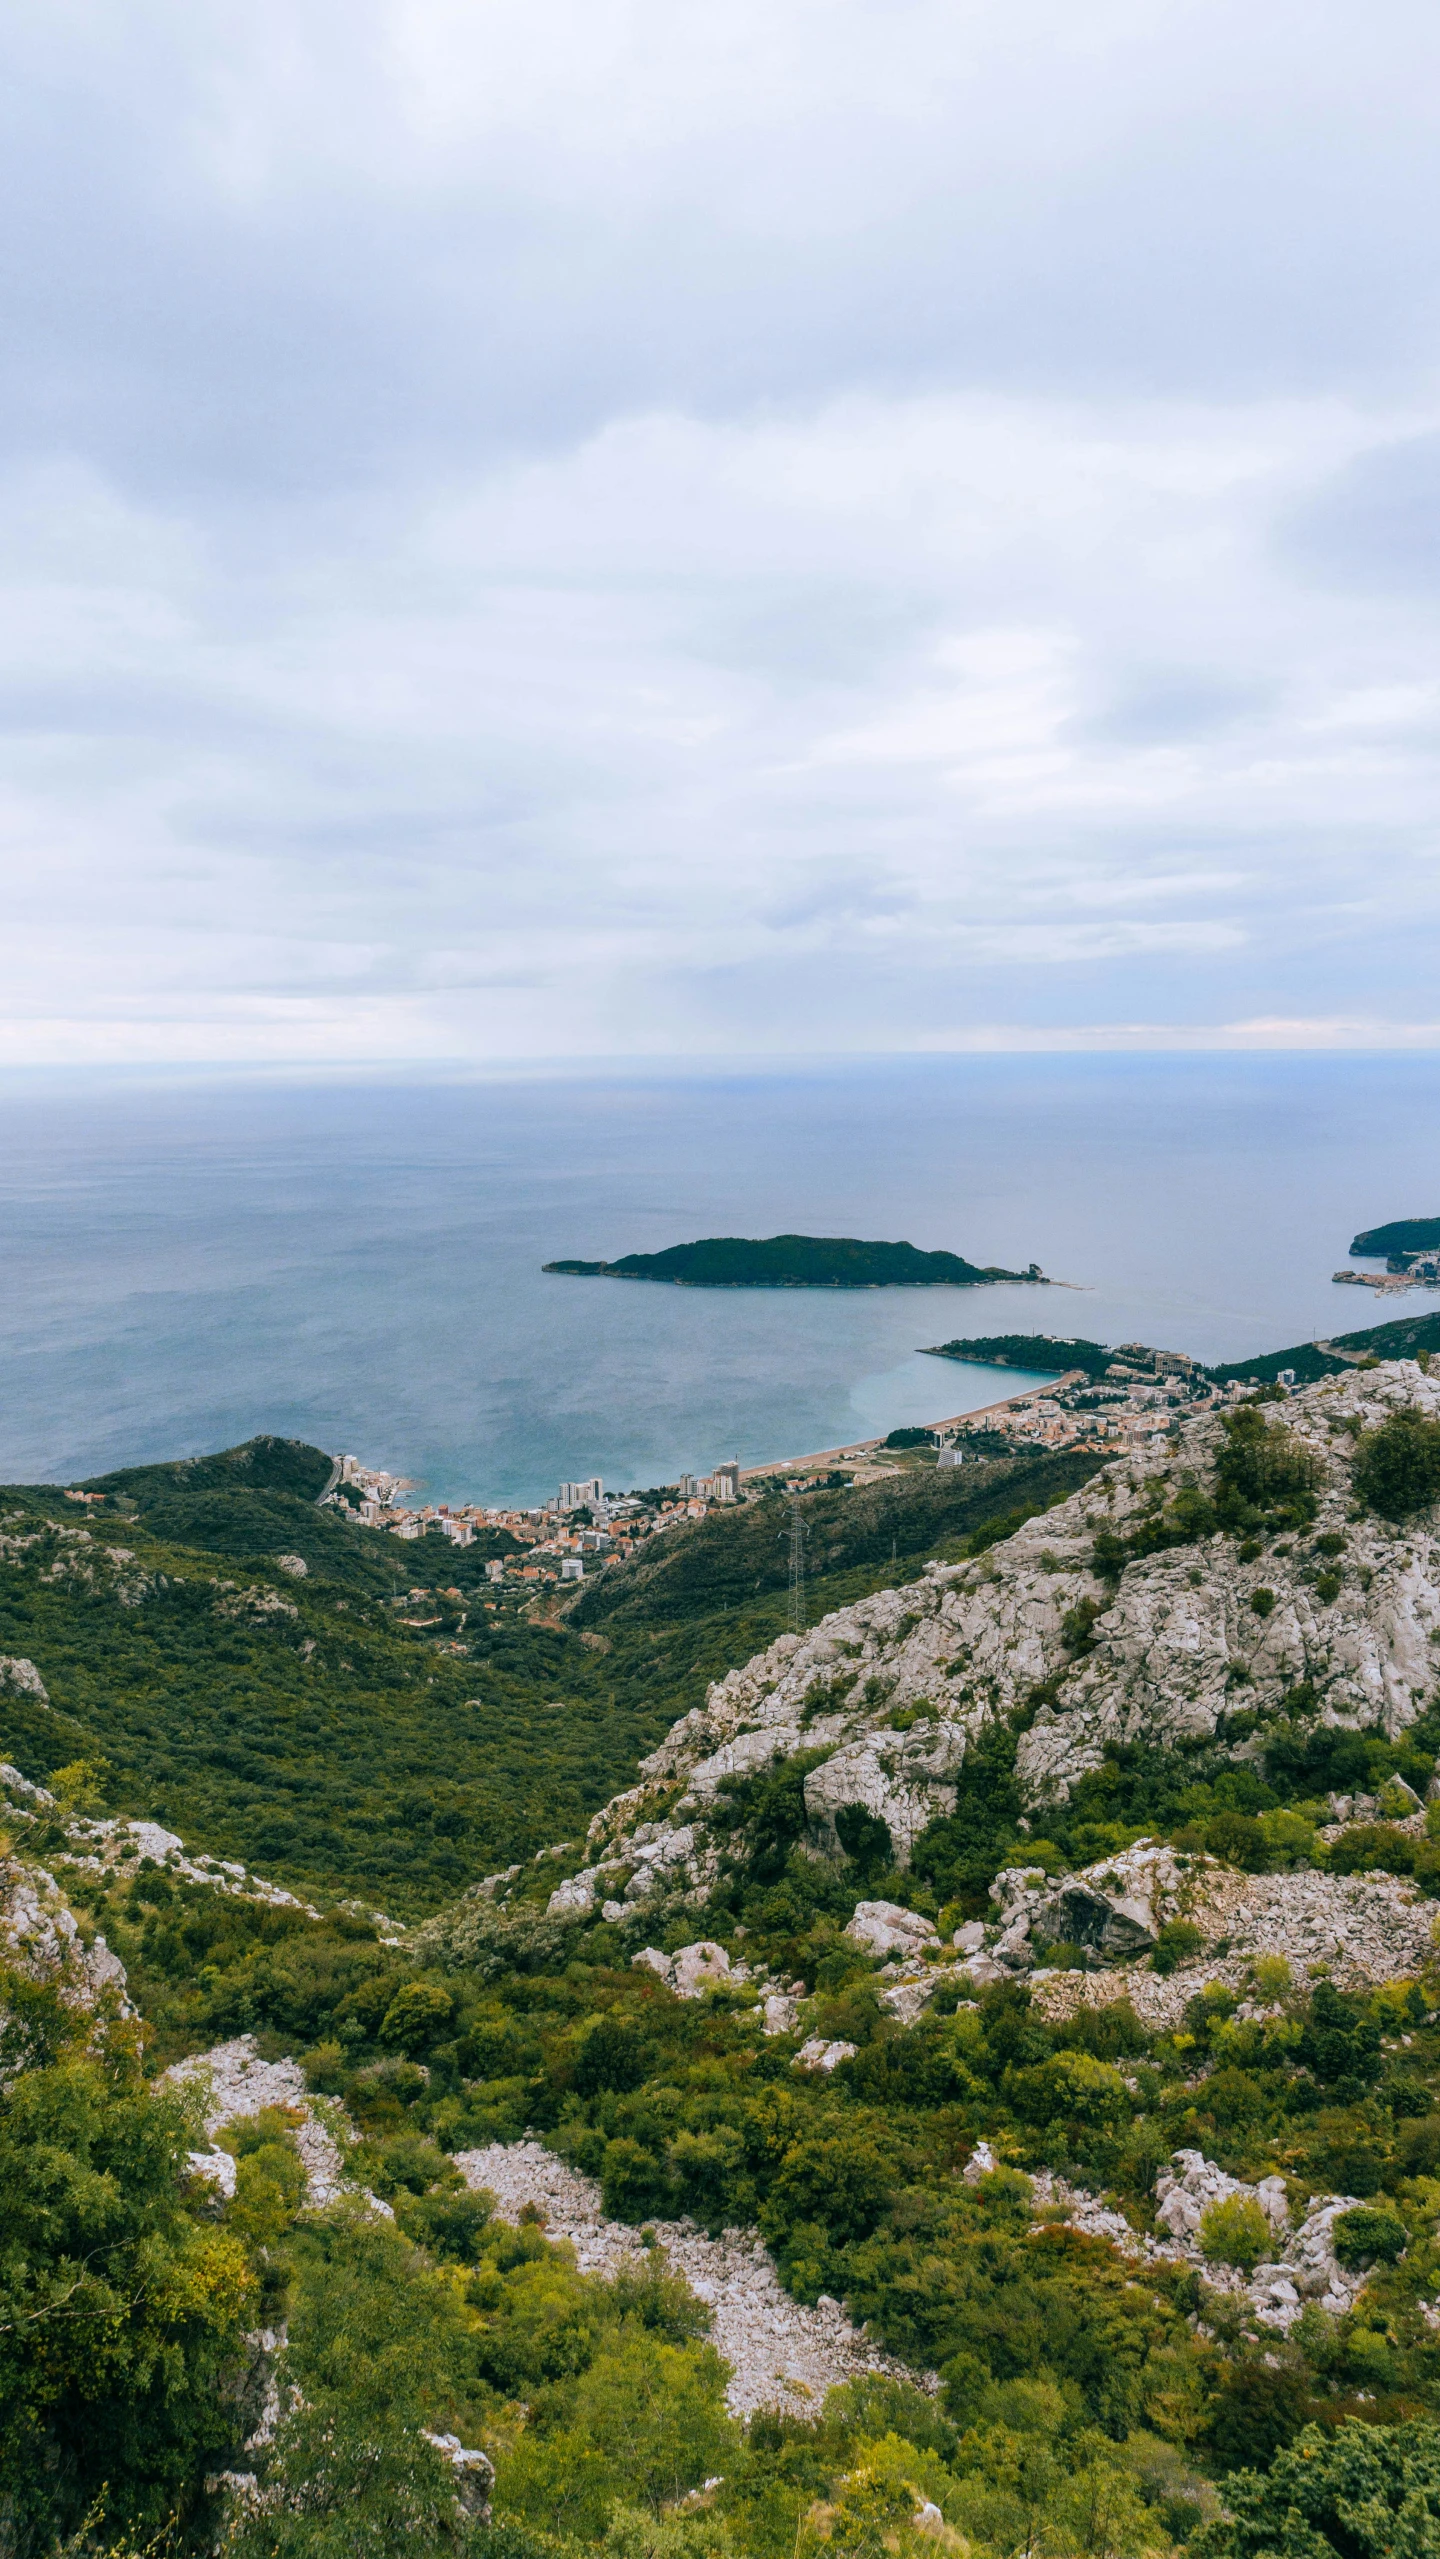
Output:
[803, 1723, 970, 1864]
[1017, 1363, 1440, 1804]
[844, 1900, 940, 1960]
[987, 1847, 1176, 1968]
[0, 1657, 49, 1704]
[0, 1857, 128, 2019]
[795, 2035, 856, 2072]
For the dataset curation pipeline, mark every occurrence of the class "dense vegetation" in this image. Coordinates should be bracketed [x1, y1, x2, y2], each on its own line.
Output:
[1212, 1311, 1440, 1387]
[541, 1235, 1043, 1288]
[1351, 1219, 1440, 1260]
[0, 1442, 1098, 1920]
[921, 1336, 1117, 1379]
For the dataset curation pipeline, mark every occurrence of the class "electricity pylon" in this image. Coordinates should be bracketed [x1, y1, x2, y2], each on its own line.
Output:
[786, 1496, 808, 1636]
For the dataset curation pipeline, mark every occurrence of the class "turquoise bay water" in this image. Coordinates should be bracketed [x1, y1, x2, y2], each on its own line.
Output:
[0, 1054, 1436, 1504]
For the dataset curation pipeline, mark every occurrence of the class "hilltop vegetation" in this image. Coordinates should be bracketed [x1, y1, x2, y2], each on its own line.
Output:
[542, 1234, 1045, 1287]
[570, 1447, 1103, 1634]
[921, 1334, 1115, 1378]
[1351, 1219, 1440, 1259]
[1211, 1308, 1440, 1387]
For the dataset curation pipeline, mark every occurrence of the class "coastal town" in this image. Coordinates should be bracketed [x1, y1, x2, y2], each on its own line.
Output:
[320, 1339, 1267, 1600]
[1333, 1255, 1440, 1295]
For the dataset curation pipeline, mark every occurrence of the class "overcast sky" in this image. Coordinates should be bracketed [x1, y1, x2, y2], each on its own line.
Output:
[4, 0, 1440, 1062]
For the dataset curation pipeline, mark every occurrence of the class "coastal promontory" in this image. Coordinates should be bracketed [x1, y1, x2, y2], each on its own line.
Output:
[1351, 1217, 1440, 1260]
[542, 1233, 1047, 1288]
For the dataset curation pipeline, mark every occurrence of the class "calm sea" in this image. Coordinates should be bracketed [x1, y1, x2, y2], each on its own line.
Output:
[0, 1054, 1435, 1505]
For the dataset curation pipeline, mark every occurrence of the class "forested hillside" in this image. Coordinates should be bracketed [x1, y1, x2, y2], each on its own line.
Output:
[0, 1438, 1096, 1918]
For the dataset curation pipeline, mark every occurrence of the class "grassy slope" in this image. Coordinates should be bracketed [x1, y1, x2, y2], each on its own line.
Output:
[0, 1442, 1101, 1918]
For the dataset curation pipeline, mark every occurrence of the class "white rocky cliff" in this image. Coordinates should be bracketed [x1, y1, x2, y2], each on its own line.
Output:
[434, 1361, 1440, 1943]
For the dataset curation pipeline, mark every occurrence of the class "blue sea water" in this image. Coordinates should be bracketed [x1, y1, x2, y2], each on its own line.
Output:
[0, 1053, 1436, 1505]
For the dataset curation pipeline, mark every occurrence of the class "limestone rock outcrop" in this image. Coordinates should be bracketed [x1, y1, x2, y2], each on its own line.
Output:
[0, 1656, 49, 1704]
[631, 1940, 744, 1997]
[530, 1363, 1440, 1932]
[845, 1900, 941, 1960]
[0, 1856, 128, 2017]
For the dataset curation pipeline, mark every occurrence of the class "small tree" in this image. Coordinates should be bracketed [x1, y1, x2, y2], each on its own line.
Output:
[1353, 1410, 1440, 1520]
[1193, 2417, 1440, 2559]
[1199, 2194, 1272, 2273]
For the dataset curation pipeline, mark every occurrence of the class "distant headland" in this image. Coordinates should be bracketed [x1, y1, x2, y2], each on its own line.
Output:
[921, 1332, 1113, 1376]
[542, 1233, 1049, 1289]
[1350, 1217, 1440, 1260]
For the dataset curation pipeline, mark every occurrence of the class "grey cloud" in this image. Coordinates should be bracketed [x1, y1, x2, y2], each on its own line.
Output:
[4, 2, 1440, 508]
[1082, 672, 1281, 744]
[1282, 433, 1440, 591]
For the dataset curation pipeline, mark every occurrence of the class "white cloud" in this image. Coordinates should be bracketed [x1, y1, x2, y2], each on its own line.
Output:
[2, 3, 1440, 1053]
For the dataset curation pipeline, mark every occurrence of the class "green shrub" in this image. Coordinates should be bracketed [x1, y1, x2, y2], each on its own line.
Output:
[1151, 1919, 1205, 1975]
[1215, 1409, 1320, 1524]
[1198, 2194, 1272, 2273]
[1332, 2204, 1407, 2267]
[1203, 1811, 1273, 1873]
[1353, 1410, 1440, 1520]
[378, 1982, 454, 2052]
[1328, 1822, 1417, 1877]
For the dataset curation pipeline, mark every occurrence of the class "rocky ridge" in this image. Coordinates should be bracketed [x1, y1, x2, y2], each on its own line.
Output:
[432, 1362, 1440, 2037]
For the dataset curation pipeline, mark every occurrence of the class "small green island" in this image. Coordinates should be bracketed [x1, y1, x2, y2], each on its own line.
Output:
[1351, 1217, 1440, 1260]
[921, 1331, 1114, 1377]
[542, 1233, 1047, 1289]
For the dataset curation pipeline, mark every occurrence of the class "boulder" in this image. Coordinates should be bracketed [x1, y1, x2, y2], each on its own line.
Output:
[794, 2037, 856, 2073]
[422, 2432, 494, 2526]
[1154, 2148, 1256, 2244]
[187, 2147, 239, 2198]
[670, 1940, 736, 1997]
[761, 1992, 802, 2037]
[0, 1657, 48, 1705]
[987, 1854, 1162, 1969]
[631, 1940, 743, 1998]
[547, 1867, 599, 1919]
[844, 1900, 940, 1960]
